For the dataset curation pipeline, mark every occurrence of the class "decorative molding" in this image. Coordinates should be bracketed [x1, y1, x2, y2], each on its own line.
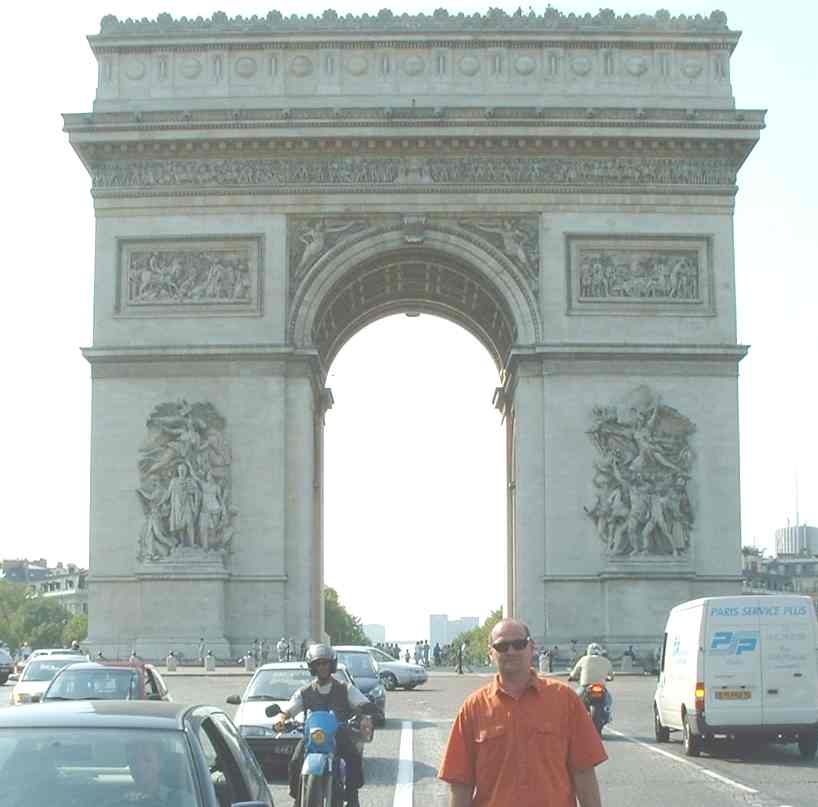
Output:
[96, 10, 732, 37]
[115, 236, 263, 317]
[136, 399, 237, 564]
[566, 235, 713, 316]
[91, 156, 738, 196]
[585, 386, 695, 560]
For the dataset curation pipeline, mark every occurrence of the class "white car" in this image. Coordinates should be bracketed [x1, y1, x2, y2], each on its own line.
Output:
[8, 655, 89, 706]
[366, 646, 428, 691]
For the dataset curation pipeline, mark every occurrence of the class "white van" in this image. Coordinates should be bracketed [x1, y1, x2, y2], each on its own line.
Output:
[653, 595, 818, 759]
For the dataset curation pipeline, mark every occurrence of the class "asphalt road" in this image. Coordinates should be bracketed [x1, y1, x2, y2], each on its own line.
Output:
[3, 672, 816, 806]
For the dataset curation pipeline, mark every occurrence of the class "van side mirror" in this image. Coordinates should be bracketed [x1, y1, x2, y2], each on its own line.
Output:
[226, 694, 241, 705]
[265, 703, 281, 717]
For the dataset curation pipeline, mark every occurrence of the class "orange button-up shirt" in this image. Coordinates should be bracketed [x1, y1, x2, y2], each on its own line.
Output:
[438, 671, 607, 807]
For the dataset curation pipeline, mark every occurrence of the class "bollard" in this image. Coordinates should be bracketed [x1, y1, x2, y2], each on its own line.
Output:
[205, 651, 216, 672]
[166, 652, 177, 672]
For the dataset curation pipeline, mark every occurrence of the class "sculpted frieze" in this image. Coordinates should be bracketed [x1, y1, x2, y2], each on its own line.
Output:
[585, 386, 695, 560]
[98, 9, 730, 35]
[116, 238, 262, 317]
[92, 156, 738, 194]
[567, 236, 711, 316]
[136, 400, 237, 564]
[457, 218, 539, 286]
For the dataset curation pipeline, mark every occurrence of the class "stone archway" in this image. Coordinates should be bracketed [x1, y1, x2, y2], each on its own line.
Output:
[68, 9, 763, 659]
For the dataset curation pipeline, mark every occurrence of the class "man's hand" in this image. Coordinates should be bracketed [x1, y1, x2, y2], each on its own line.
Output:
[573, 766, 603, 807]
[273, 713, 287, 732]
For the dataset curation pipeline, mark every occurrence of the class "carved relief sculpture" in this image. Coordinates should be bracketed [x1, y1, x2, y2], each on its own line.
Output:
[118, 238, 261, 316]
[578, 250, 699, 300]
[458, 217, 539, 285]
[585, 386, 695, 558]
[136, 399, 236, 562]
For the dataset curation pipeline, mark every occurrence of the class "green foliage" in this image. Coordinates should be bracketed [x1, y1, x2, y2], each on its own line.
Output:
[0, 581, 73, 651]
[450, 607, 504, 667]
[324, 587, 370, 646]
[62, 614, 88, 646]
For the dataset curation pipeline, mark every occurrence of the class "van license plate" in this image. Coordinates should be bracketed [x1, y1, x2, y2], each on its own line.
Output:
[715, 690, 751, 700]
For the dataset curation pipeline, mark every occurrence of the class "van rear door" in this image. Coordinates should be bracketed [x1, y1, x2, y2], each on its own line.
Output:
[759, 596, 818, 726]
[703, 598, 762, 727]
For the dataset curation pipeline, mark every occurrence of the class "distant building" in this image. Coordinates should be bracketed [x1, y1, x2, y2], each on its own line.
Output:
[363, 624, 386, 643]
[1, 558, 88, 616]
[742, 547, 818, 611]
[429, 614, 479, 647]
[775, 524, 818, 557]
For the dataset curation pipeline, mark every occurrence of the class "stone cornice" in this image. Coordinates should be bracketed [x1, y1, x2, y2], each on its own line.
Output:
[94, 9, 735, 39]
[81, 344, 320, 364]
[510, 343, 749, 363]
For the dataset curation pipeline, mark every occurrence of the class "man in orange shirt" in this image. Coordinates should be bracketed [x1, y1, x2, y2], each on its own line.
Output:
[438, 618, 607, 807]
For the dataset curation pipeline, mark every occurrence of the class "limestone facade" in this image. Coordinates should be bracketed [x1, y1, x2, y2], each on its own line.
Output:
[64, 9, 764, 658]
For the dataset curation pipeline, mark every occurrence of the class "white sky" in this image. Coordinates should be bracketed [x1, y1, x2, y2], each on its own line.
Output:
[1, 2, 815, 641]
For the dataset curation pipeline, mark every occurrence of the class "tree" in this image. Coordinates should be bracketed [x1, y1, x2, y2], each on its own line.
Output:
[0, 581, 27, 650]
[324, 587, 370, 645]
[62, 614, 88, 646]
[12, 598, 71, 649]
[451, 607, 503, 667]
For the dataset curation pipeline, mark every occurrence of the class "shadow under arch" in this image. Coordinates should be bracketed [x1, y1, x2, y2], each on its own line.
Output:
[289, 227, 541, 374]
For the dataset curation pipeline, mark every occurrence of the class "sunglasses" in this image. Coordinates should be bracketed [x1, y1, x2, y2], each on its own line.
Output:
[491, 637, 530, 653]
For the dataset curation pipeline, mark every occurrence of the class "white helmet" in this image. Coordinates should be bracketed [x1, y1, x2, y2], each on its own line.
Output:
[305, 643, 337, 674]
[587, 643, 604, 656]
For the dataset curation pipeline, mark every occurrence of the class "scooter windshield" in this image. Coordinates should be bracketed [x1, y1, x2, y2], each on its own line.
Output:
[305, 710, 340, 754]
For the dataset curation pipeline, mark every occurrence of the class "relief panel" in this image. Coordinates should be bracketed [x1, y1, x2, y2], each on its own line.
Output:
[115, 236, 263, 317]
[566, 235, 713, 316]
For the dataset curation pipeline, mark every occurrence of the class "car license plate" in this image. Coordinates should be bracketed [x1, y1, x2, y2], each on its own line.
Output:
[715, 690, 751, 700]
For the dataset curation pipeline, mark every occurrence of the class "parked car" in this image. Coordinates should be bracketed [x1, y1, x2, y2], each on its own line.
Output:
[0, 700, 274, 806]
[8, 655, 89, 706]
[366, 646, 428, 690]
[227, 660, 365, 776]
[13, 647, 86, 677]
[333, 646, 387, 725]
[0, 647, 14, 685]
[42, 660, 171, 702]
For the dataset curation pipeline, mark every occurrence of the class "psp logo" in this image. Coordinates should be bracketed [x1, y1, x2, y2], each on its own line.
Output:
[710, 631, 758, 655]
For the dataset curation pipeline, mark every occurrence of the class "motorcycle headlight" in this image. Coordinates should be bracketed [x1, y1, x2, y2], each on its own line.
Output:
[310, 728, 326, 745]
[369, 685, 385, 699]
[239, 725, 267, 737]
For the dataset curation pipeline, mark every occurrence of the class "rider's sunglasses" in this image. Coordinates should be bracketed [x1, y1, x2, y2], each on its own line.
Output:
[491, 637, 530, 653]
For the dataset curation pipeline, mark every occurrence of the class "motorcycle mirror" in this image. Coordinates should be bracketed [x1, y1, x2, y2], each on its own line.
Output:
[265, 703, 282, 717]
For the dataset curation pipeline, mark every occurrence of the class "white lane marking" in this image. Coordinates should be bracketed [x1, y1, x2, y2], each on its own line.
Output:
[392, 720, 413, 807]
[608, 729, 758, 794]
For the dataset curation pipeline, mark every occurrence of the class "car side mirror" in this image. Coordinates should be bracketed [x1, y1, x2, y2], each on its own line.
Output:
[8, 674, 17, 682]
[264, 703, 281, 717]
[226, 694, 241, 705]
[31, 693, 42, 703]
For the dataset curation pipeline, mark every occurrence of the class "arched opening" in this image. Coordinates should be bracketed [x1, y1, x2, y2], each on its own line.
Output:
[323, 313, 506, 642]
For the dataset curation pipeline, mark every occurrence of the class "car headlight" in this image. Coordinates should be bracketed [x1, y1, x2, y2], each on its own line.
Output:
[240, 725, 272, 737]
[14, 692, 32, 704]
[369, 685, 385, 699]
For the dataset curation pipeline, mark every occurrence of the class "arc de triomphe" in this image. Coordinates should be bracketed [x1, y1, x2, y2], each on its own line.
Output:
[65, 9, 763, 658]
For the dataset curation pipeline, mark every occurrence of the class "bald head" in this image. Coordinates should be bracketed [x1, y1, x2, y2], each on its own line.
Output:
[490, 618, 530, 644]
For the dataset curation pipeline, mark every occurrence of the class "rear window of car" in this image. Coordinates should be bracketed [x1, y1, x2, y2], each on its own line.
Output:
[245, 668, 312, 701]
[46, 669, 140, 700]
[335, 652, 377, 677]
[0, 649, 13, 664]
[21, 659, 78, 682]
[0, 727, 197, 806]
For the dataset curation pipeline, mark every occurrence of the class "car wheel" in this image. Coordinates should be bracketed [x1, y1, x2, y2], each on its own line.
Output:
[682, 713, 700, 757]
[654, 705, 670, 743]
[798, 731, 818, 760]
[381, 672, 398, 691]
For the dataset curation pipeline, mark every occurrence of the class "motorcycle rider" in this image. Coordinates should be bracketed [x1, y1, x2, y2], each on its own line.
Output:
[569, 643, 614, 716]
[273, 643, 374, 807]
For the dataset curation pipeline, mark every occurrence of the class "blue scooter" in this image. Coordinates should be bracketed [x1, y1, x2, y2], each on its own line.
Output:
[266, 703, 369, 807]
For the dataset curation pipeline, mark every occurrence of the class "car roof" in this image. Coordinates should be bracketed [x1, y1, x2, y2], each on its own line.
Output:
[257, 661, 309, 671]
[53, 661, 147, 673]
[0, 700, 212, 730]
[25, 654, 89, 663]
[333, 646, 371, 652]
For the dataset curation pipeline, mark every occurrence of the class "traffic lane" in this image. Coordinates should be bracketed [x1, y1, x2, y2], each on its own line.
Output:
[604, 676, 817, 806]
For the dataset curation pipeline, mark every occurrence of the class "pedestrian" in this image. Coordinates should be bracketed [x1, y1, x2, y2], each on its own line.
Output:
[198, 637, 207, 664]
[404, 648, 410, 663]
[538, 647, 549, 674]
[433, 642, 441, 667]
[438, 618, 607, 806]
[456, 642, 464, 675]
[277, 636, 288, 662]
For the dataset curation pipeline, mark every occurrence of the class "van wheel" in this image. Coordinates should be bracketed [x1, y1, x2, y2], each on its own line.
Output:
[682, 714, 700, 757]
[798, 732, 818, 760]
[654, 706, 670, 743]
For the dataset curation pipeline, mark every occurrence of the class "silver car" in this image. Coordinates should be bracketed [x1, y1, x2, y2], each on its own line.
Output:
[366, 647, 428, 691]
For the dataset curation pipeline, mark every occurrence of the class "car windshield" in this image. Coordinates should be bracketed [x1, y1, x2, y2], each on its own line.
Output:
[370, 649, 394, 663]
[45, 669, 140, 700]
[245, 668, 312, 701]
[0, 728, 198, 807]
[336, 652, 377, 677]
[21, 659, 79, 682]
